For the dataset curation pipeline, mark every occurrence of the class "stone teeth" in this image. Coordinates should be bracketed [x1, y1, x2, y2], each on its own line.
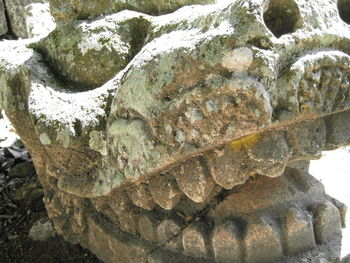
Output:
[206, 145, 251, 190]
[156, 219, 182, 245]
[325, 110, 350, 148]
[286, 118, 326, 159]
[283, 207, 316, 255]
[212, 221, 242, 263]
[87, 165, 345, 262]
[181, 222, 209, 258]
[118, 211, 138, 234]
[173, 157, 215, 203]
[335, 202, 348, 228]
[107, 192, 130, 215]
[313, 201, 342, 244]
[106, 193, 139, 234]
[244, 217, 283, 263]
[138, 214, 160, 242]
[247, 131, 289, 178]
[128, 183, 156, 211]
[148, 175, 182, 210]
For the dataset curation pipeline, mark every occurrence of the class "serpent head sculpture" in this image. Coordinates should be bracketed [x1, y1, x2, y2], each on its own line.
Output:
[0, 0, 349, 262]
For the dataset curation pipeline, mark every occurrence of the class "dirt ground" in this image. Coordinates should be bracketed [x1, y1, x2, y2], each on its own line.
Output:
[0, 115, 101, 263]
[0, 149, 101, 263]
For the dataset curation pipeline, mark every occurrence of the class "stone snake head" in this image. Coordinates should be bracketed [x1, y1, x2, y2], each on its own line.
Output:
[0, 0, 349, 200]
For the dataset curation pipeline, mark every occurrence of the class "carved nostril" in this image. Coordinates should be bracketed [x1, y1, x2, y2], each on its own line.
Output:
[263, 0, 301, 38]
[338, 0, 350, 24]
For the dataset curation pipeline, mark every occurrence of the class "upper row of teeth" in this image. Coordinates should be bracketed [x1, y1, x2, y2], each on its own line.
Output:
[126, 112, 348, 212]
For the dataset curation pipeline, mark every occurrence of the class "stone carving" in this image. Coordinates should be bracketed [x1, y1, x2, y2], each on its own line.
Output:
[0, 0, 349, 262]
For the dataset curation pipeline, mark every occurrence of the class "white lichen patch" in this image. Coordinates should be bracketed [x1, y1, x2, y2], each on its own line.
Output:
[165, 124, 173, 134]
[185, 107, 203, 124]
[175, 130, 186, 143]
[75, 11, 147, 57]
[77, 20, 129, 56]
[25, 3, 55, 38]
[221, 47, 253, 72]
[205, 99, 219, 113]
[89, 131, 108, 156]
[39, 133, 51, 145]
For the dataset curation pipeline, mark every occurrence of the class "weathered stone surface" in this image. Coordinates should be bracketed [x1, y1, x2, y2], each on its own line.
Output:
[182, 222, 208, 258]
[314, 202, 342, 244]
[0, 0, 7, 36]
[247, 131, 290, 177]
[24, 2, 56, 38]
[87, 218, 153, 263]
[148, 175, 182, 210]
[0, 0, 349, 262]
[325, 110, 350, 149]
[338, 0, 350, 25]
[129, 183, 156, 210]
[245, 218, 283, 263]
[4, 0, 55, 38]
[206, 144, 252, 190]
[287, 119, 327, 159]
[33, 12, 149, 89]
[212, 222, 241, 263]
[4, 0, 31, 37]
[156, 219, 181, 245]
[49, 0, 215, 22]
[1, 0, 350, 197]
[29, 218, 56, 241]
[173, 157, 215, 203]
[283, 207, 316, 255]
[138, 214, 159, 242]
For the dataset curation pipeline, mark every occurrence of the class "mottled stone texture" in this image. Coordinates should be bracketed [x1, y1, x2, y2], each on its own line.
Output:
[0, 0, 349, 262]
[0, 0, 7, 36]
[4, 0, 55, 38]
[49, 0, 216, 22]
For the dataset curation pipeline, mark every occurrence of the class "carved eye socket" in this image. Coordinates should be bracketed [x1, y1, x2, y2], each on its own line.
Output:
[263, 0, 302, 38]
[338, 0, 350, 24]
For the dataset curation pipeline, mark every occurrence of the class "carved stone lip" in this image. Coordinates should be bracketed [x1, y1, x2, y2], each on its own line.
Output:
[22, 42, 346, 199]
[83, 168, 345, 263]
[57, 108, 349, 199]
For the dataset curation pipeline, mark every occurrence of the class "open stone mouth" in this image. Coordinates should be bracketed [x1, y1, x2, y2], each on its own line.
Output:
[11, 42, 349, 263]
[1, 0, 350, 262]
[45, 49, 350, 201]
[44, 109, 349, 263]
[2, 36, 350, 263]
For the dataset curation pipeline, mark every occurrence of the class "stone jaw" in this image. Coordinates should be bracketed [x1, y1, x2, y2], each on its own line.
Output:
[0, 0, 350, 262]
[47, 168, 346, 263]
